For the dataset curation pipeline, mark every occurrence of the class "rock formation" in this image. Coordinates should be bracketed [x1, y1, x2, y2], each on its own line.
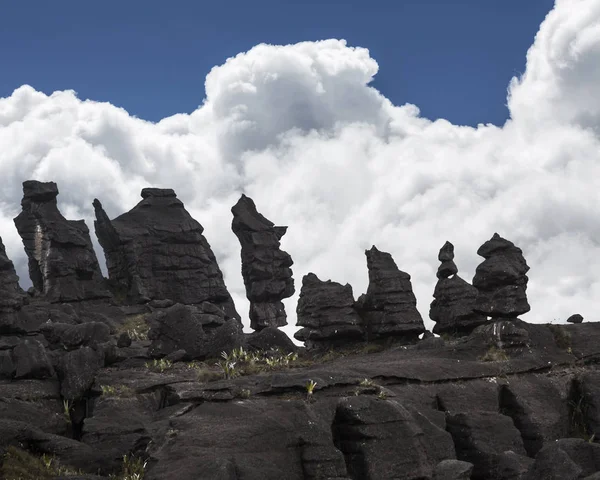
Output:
[567, 314, 584, 324]
[294, 272, 363, 348]
[13, 181, 109, 302]
[430, 241, 487, 335]
[93, 188, 239, 320]
[231, 194, 294, 330]
[0, 237, 25, 312]
[355, 246, 425, 341]
[472, 233, 530, 318]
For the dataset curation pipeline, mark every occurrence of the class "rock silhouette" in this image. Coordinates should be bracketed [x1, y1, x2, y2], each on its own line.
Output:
[94, 188, 239, 320]
[231, 194, 294, 330]
[0, 236, 25, 312]
[295, 272, 363, 348]
[472, 233, 530, 318]
[430, 241, 487, 335]
[356, 246, 425, 341]
[13, 181, 109, 302]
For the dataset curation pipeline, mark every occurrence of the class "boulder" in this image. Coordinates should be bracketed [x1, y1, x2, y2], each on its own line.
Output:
[430, 241, 487, 335]
[93, 189, 239, 320]
[472, 233, 530, 317]
[147, 303, 244, 360]
[57, 347, 103, 400]
[567, 314, 584, 324]
[13, 180, 109, 302]
[294, 273, 363, 348]
[246, 326, 297, 354]
[433, 459, 474, 480]
[12, 340, 54, 380]
[231, 194, 294, 330]
[355, 246, 425, 340]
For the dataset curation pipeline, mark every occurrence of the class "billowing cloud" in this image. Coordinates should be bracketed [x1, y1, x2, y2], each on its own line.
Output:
[1, 0, 599, 339]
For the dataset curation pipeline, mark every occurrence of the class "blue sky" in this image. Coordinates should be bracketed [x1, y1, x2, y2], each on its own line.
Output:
[1, 0, 554, 126]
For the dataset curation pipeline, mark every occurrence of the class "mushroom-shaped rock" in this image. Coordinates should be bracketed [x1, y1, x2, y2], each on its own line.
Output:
[430, 242, 487, 335]
[231, 195, 294, 330]
[93, 189, 239, 321]
[355, 246, 425, 340]
[472, 233, 530, 318]
[294, 273, 363, 348]
[0, 236, 25, 312]
[13, 181, 109, 302]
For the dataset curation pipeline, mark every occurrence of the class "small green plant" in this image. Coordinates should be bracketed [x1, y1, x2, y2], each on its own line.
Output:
[359, 378, 375, 388]
[480, 346, 509, 362]
[306, 379, 317, 402]
[1, 446, 82, 479]
[109, 454, 147, 480]
[117, 313, 151, 341]
[62, 399, 73, 424]
[377, 390, 388, 400]
[100, 384, 134, 398]
[238, 388, 251, 399]
[145, 358, 173, 373]
[216, 351, 238, 379]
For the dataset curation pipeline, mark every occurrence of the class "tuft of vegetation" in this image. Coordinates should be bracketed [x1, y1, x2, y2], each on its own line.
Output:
[215, 347, 301, 380]
[238, 388, 251, 399]
[145, 358, 173, 373]
[62, 399, 73, 424]
[117, 313, 151, 341]
[480, 346, 509, 362]
[0, 446, 82, 479]
[100, 384, 134, 398]
[377, 390, 388, 400]
[548, 324, 572, 350]
[305, 379, 317, 402]
[109, 454, 147, 480]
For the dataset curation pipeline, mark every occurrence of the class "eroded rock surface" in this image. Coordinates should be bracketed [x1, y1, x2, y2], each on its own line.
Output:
[231, 194, 294, 330]
[94, 189, 239, 320]
[14, 181, 109, 302]
[430, 241, 487, 335]
[295, 272, 363, 349]
[0, 237, 25, 313]
[356, 246, 425, 341]
[472, 233, 530, 318]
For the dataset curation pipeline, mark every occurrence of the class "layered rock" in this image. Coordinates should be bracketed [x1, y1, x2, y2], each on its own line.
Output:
[93, 188, 239, 320]
[355, 246, 425, 340]
[13, 181, 109, 302]
[294, 272, 363, 348]
[231, 194, 294, 330]
[0, 236, 25, 312]
[430, 241, 487, 335]
[472, 233, 530, 317]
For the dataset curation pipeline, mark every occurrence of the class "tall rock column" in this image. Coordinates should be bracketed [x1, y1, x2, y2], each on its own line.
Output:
[472, 233, 530, 318]
[0, 236, 25, 312]
[93, 188, 239, 321]
[355, 246, 425, 341]
[13, 181, 109, 302]
[231, 195, 294, 330]
[430, 241, 487, 335]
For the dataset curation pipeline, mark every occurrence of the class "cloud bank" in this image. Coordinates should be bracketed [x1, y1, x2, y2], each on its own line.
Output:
[1, 0, 600, 338]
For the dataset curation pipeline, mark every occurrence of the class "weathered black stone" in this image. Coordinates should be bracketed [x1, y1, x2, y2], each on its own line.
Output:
[13, 181, 109, 302]
[295, 272, 363, 347]
[0, 236, 25, 312]
[472, 233, 530, 317]
[93, 189, 239, 320]
[356, 246, 425, 340]
[231, 194, 294, 330]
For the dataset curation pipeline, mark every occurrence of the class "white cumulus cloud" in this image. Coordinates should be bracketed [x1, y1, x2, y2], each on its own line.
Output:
[1, 0, 600, 340]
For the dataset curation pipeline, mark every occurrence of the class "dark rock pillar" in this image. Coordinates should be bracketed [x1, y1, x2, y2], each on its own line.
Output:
[93, 188, 239, 320]
[231, 195, 294, 330]
[0, 236, 25, 312]
[472, 233, 530, 318]
[355, 246, 425, 341]
[13, 180, 109, 302]
[430, 241, 487, 335]
[294, 273, 363, 349]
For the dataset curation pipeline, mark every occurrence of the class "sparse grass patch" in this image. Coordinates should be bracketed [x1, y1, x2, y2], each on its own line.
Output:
[548, 324, 572, 350]
[145, 358, 173, 373]
[109, 454, 147, 480]
[480, 346, 509, 362]
[0, 446, 82, 479]
[117, 314, 151, 341]
[215, 347, 301, 380]
[100, 384, 135, 398]
[306, 379, 317, 402]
